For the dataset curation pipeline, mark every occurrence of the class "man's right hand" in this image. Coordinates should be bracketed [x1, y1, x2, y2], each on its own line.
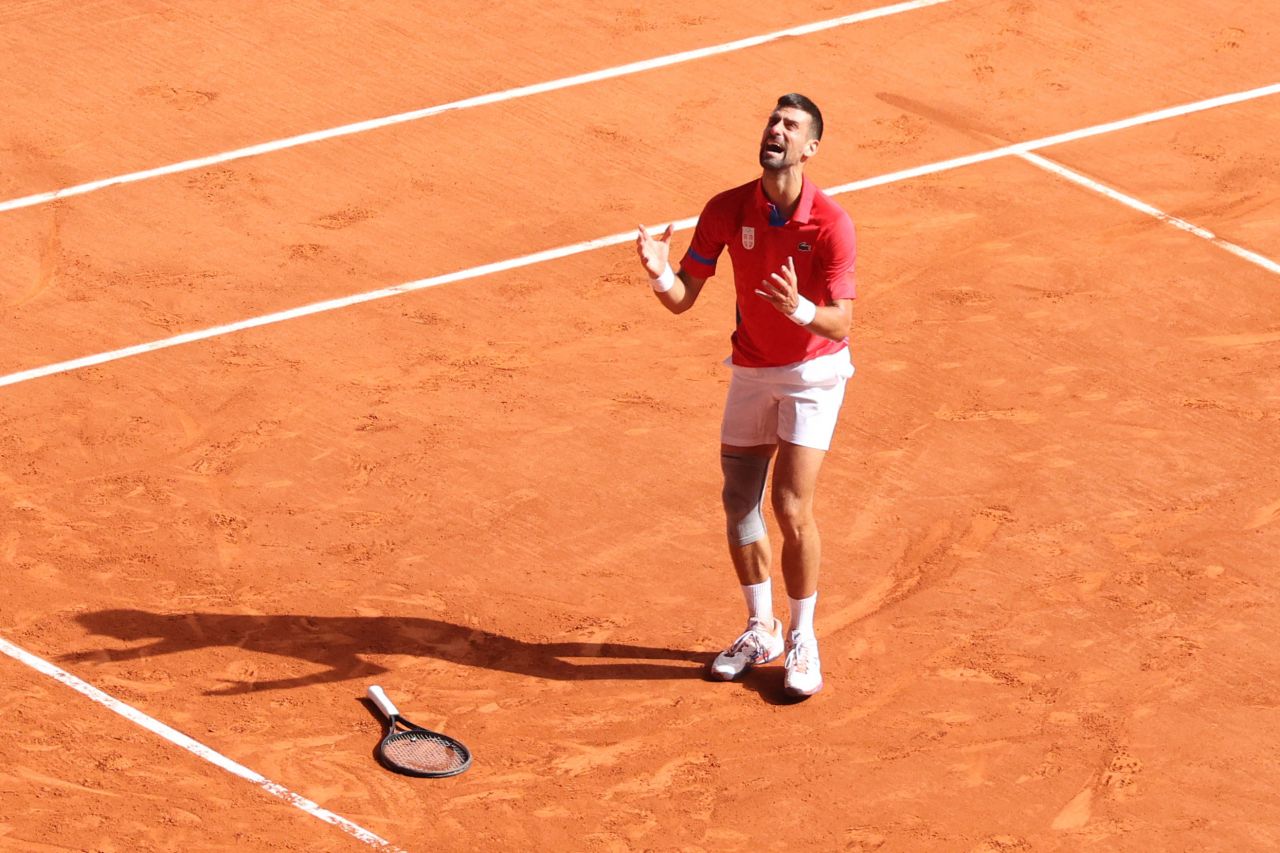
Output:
[636, 223, 674, 278]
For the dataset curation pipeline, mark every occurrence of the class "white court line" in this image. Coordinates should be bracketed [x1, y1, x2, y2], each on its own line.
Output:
[0, 635, 404, 852]
[0, 0, 956, 215]
[1019, 152, 1280, 275]
[825, 81, 1280, 195]
[0, 229, 668, 389]
[3, 81, 1278, 391]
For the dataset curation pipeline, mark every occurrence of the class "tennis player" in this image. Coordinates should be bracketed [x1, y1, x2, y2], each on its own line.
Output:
[636, 93, 856, 697]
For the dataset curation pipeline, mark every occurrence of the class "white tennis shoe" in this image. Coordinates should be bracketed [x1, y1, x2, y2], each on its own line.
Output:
[783, 630, 823, 697]
[709, 617, 784, 681]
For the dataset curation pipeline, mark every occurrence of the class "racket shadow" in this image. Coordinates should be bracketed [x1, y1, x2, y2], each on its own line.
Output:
[66, 610, 709, 694]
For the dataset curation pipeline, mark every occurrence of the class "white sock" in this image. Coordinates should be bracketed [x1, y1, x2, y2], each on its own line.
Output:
[741, 579, 774, 627]
[788, 592, 817, 639]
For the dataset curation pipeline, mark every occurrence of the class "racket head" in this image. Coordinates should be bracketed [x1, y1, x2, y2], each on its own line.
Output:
[377, 725, 472, 778]
[367, 685, 471, 778]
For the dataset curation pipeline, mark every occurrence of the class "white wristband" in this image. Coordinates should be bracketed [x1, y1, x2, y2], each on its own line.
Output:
[788, 295, 817, 325]
[650, 264, 676, 293]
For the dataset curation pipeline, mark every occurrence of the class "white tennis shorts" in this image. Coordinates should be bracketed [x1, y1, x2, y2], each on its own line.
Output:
[720, 348, 855, 451]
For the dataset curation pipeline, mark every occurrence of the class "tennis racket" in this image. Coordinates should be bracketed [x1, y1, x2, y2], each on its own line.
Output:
[367, 685, 472, 778]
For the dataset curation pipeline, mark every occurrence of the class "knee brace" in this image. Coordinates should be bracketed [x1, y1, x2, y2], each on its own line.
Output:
[721, 451, 771, 547]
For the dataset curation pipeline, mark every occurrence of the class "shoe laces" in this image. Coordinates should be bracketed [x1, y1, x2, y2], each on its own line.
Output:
[729, 621, 773, 658]
[786, 634, 817, 673]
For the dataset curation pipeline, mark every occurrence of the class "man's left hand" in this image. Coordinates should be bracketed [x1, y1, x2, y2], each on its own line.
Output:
[754, 256, 799, 314]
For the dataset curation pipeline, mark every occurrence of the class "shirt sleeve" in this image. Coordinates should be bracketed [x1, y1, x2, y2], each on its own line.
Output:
[823, 213, 857, 300]
[679, 196, 729, 280]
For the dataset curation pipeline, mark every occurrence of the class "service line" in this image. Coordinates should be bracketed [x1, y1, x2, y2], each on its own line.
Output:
[0, 635, 404, 852]
[1, 81, 1277, 392]
[1018, 152, 1280, 275]
[824, 82, 1280, 195]
[0, 0, 956, 215]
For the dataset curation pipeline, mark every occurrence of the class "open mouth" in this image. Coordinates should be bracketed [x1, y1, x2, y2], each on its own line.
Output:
[763, 142, 784, 155]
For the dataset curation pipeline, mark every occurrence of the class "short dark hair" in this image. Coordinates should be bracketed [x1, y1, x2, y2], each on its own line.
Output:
[775, 93, 823, 141]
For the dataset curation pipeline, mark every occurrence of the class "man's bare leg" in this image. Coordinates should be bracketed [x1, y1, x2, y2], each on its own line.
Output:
[771, 440, 828, 599]
[770, 439, 828, 696]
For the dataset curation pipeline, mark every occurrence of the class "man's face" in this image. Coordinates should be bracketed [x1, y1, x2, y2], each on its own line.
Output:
[758, 106, 819, 171]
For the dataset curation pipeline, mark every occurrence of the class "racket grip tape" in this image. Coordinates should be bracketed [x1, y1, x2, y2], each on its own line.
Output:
[367, 685, 400, 719]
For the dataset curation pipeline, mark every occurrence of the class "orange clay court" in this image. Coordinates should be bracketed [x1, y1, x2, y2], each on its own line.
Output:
[1, 1, 1279, 850]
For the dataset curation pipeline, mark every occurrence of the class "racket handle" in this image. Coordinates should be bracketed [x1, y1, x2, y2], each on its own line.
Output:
[367, 685, 400, 719]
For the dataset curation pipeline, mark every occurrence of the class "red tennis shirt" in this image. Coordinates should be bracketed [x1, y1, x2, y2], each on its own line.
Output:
[679, 176, 857, 368]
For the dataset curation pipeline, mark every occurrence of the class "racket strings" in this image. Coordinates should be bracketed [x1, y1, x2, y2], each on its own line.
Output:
[382, 731, 469, 775]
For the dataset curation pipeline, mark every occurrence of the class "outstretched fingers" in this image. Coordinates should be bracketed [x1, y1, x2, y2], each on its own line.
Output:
[755, 278, 783, 302]
[755, 257, 800, 313]
[636, 223, 673, 243]
[636, 224, 674, 280]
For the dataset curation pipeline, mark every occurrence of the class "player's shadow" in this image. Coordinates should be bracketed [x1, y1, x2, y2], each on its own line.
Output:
[65, 610, 708, 695]
[738, 667, 814, 707]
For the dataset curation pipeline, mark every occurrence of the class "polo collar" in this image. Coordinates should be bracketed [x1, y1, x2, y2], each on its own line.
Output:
[756, 175, 816, 226]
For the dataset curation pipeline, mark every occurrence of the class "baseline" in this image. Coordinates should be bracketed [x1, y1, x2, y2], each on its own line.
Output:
[0, 635, 403, 852]
[0, 0, 955, 215]
[1, 81, 1276, 391]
